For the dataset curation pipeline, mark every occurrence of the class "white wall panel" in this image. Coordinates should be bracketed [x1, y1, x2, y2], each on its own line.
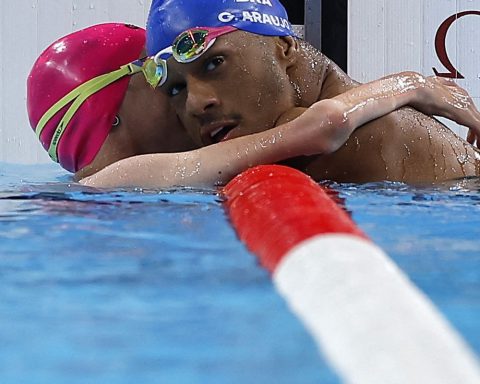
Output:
[384, 0, 424, 74]
[348, 0, 386, 81]
[423, 0, 457, 82]
[0, 2, 5, 165]
[1, 0, 41, 164]
[0, 0, 152, 165]
[457, 0, 480, 97]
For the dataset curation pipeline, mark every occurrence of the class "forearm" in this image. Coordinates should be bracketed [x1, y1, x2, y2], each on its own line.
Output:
[328, 71, 480, 147]
[332, 71, 423, 128]
[80, 121, 312, 189]
[295, 72, 430, 153]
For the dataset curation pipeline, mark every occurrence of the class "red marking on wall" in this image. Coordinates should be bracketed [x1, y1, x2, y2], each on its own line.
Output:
[433, 10, 480, 79]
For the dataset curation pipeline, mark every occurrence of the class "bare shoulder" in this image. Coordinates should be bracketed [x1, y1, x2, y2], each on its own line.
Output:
[347, 107, 480, 183]
[287, 107, 479, 183]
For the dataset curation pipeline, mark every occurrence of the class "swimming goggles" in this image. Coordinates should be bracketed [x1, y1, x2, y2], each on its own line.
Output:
[35, 57, 160, 163]
[148, 26, 237, 88]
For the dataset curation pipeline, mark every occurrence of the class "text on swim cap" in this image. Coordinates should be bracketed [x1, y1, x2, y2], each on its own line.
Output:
[218, 11, 291, 30]
[235, 0, 273, 6]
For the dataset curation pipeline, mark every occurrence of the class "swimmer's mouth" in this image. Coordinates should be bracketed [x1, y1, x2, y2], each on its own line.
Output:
[203, 122, 238, 145]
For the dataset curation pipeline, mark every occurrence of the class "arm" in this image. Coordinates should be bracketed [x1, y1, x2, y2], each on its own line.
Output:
[80, 72, 480, 188]
[276, 73, 480, 151]
[343, 73, 480, 135]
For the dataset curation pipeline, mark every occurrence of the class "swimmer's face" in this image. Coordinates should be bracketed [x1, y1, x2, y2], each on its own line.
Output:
[117, 72, 196, 154]
[161, 31, 297, 146]
[83, 72, 196, 176]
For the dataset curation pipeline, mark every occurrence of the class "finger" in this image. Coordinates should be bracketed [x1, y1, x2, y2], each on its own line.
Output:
[468, 129, 480, 149]
[455, 112, 480, 136]
[467, 129, 475, 144]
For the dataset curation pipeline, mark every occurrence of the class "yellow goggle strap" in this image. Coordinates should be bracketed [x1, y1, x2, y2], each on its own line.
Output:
[35, 63, 141, 162]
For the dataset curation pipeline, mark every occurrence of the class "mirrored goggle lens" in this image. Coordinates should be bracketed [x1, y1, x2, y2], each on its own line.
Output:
[173, 30, 208, 62]
[143, 59, 166, 88]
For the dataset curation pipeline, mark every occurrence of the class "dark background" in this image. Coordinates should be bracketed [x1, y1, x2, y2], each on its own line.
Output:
[280, 0, 347, 72]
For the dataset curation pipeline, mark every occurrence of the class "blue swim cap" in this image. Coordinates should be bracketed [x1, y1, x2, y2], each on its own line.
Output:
[146, 0, 293, 55]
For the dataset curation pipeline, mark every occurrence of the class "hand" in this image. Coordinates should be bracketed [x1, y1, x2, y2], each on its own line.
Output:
[411, 75, 480, 147]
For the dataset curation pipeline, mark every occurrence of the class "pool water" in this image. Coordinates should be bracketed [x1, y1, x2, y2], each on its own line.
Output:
[343, 178, 480, 356]
[0, 163, 336, 384]
[0, 162, 479, 383]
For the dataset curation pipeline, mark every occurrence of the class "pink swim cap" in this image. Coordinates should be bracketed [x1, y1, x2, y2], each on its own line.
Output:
[27, 23, 145, 172]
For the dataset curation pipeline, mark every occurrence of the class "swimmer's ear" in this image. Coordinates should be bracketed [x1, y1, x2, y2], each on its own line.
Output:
[275, 36, 299, 67]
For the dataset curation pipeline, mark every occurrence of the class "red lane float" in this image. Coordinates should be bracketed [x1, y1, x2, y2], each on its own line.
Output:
[222, 165, 480, 384]
[223, 164, 366, 271]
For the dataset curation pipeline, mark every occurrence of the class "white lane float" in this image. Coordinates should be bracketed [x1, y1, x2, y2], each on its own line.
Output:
[222, 164, 480, 384]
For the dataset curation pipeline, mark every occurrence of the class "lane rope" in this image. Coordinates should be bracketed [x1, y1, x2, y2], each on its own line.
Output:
[222, 164, 480, 384]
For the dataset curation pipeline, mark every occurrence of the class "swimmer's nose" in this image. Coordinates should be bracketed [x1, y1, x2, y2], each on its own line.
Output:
[185, 77, 221, 117]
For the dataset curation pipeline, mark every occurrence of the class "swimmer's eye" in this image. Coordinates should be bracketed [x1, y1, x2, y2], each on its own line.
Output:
[205, 56, 225, 72]
[168, 84, 185, 97]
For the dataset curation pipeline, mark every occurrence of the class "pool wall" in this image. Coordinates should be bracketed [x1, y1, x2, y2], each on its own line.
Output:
[0, 0, 479, 164]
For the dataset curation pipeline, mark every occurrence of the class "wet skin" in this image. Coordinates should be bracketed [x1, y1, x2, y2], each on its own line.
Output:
[163, 32, 296, 146]
[161, 30, 480, 184]
[292, 57, 480, 183]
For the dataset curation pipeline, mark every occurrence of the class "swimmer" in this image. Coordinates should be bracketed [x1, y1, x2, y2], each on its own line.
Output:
[27, 23, 196, 179]
[146, 0, 480, 183]
[27, 23, 480, 189]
